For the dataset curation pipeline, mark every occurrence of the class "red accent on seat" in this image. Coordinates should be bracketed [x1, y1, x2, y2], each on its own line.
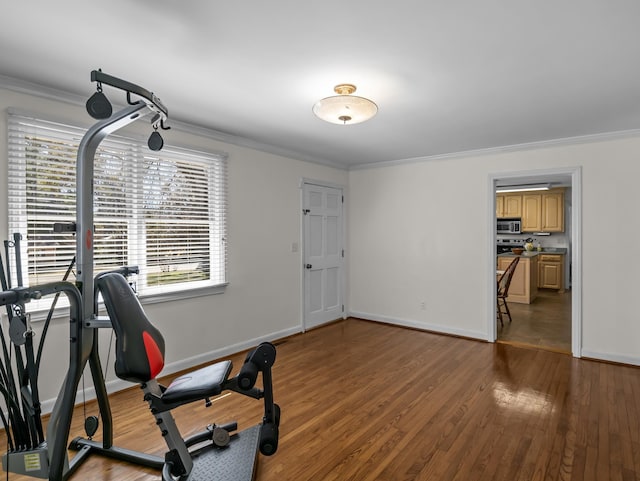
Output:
[143, 331, 165, 379]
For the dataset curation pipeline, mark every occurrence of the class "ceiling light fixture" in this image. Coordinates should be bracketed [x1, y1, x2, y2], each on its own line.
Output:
[312, 84, 378, 125]
[496, 183, 552, 193]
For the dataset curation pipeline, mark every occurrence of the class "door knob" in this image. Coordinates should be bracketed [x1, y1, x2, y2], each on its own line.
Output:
[305, 264, 312, 269]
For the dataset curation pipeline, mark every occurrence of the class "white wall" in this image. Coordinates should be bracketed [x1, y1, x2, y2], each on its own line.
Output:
[0, 87, 347, 410]
[348, 136, 640, 365]
[3, 83, 640, 415]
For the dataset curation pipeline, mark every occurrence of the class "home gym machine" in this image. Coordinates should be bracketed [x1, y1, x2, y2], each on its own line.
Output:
[0, 71, 280, 481]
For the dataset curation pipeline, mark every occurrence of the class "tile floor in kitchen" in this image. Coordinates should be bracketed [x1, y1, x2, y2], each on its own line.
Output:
[497, 289, 572, 353]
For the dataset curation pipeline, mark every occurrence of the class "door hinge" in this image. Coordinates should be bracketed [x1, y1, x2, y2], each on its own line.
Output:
[342, 249, 344, 257]
[303, 209, 310, 215]
[342, 304, 344, 312]
[342, 196, 344, 203]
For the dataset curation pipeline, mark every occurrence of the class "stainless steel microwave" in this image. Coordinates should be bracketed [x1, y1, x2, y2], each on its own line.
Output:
[497, 218, 521, 234]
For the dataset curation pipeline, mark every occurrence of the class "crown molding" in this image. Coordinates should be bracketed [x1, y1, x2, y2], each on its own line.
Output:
[0, 74, 346, 171]
[349, 128, 640, 171]
[6, 73, 636, 174]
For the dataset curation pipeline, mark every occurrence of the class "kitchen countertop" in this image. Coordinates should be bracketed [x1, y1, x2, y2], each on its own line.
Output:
[498, 247, 567, 258]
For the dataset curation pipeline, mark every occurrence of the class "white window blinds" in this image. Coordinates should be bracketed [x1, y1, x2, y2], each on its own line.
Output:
[7, 112, 227, 302]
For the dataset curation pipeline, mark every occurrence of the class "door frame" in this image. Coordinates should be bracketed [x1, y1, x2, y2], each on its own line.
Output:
[487, 166, 582, 357]
[299, 178, 347, 332]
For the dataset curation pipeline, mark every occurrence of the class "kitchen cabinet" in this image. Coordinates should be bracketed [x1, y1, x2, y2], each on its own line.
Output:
[497, 255, 538, 304]
[496, 194, 522, 218]
[520, 189, 565, 232]
[538, 254, 564, 291]
[521, 194, 541, 232]
[541, 191, 564, 232]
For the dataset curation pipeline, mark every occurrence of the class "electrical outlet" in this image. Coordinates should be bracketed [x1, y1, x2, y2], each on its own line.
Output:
[420, 301, 426, 310]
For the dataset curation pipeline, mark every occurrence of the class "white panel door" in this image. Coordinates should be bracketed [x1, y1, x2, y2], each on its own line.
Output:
[303, 183, 343, 330]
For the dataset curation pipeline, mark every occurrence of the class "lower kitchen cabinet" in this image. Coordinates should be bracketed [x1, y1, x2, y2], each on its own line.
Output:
[497, 255, 538, 304]
[538, 254, 564, 291]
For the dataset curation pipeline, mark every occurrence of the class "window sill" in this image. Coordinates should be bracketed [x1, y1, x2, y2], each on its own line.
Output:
[140, 283, 228, 305]
[6, 283, 229, 324]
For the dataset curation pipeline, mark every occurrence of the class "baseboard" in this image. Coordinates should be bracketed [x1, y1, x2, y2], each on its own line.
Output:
[349, 313, 640, 368]
[348, 311, 487, 341]
[39, 324, 302, 415]
[580, 349, 640, 367]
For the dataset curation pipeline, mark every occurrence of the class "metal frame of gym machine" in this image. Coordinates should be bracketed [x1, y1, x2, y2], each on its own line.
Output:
[1, 71, 278, 481]
[46, 71, 171, 480]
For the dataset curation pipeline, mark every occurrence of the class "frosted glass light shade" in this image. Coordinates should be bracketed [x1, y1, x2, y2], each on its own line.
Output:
[312, 84, 378, 125]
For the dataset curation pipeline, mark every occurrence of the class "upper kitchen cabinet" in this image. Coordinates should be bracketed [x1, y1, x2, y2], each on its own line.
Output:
[496, 194, 522, 218]
[541, 190, 564, 231]
[521, 189, 565, 232]
[521, 194, 541, 231]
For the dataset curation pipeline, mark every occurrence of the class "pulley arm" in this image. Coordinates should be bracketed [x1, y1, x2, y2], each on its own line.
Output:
[91, 70, 168, 119]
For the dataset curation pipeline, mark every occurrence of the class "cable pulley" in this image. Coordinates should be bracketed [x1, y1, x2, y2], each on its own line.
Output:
[148, 127, 164, 151]
[86, 82, 113, 120]
[9, 316, 27, 346]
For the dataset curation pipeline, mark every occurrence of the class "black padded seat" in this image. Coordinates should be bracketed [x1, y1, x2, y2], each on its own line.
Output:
[162, 361, 233, 405]
[97, 272, 166, 383]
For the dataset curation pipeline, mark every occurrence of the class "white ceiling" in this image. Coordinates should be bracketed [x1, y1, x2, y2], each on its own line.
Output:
[2, 1, 640, 169]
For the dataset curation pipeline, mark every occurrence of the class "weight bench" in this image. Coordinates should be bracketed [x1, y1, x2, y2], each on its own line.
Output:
[96, 272, 279, 481]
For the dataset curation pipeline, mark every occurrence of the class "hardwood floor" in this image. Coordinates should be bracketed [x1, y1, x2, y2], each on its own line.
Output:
[498, 289, 572, 353]
[2, 318, 640, 481]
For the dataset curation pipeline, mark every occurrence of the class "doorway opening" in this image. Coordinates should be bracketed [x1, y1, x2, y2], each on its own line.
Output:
[489, 168, 582, 357]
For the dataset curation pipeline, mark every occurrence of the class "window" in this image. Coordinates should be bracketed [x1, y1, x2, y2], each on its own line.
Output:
[7, 111, 227, 306]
